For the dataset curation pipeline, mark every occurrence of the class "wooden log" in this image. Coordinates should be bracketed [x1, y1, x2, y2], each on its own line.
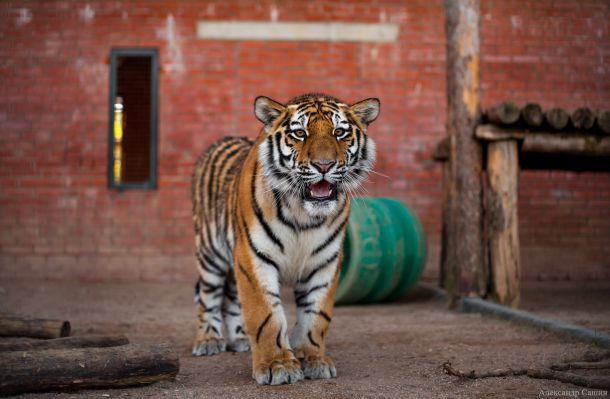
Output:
[570, 107, 596, 130]
[598, 110, 610, 135]
[486, 140, 520, 307]
[485, 101, 520, 125]
[0, 335, 129, 352]
[0, 317, 70, 339]
[544, 107, 569, 130]
[521, 134, 610, 157]
[0, 343, 179, 395]
[521, 103, 543, 128]
[442, 0, 486, 305]
[433, 137, 450, 161]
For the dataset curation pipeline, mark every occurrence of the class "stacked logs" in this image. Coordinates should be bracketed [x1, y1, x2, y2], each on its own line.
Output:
[0, 316, 180, 395]
[484, 101, 610, 134]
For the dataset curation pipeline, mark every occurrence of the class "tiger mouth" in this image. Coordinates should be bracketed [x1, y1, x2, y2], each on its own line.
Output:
[304, 180, 338, 202]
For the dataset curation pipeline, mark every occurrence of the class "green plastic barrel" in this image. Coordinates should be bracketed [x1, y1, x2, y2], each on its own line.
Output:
[335, 197, 427, 305]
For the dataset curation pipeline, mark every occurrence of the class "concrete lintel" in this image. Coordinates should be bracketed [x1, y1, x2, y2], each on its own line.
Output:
[196, 21, 400, 43]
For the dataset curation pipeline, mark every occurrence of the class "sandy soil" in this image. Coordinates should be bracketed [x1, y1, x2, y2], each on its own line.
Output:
[0, 279, 608, 399]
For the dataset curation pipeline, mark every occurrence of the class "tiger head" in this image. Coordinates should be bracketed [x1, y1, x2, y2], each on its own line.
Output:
[254, 93, 380, 217]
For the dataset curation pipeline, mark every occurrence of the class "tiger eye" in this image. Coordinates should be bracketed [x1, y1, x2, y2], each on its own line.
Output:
[334, 128, 345, 136]
[292, 129, 306, 138]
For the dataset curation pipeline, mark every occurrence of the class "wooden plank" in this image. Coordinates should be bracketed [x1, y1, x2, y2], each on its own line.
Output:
[0, 335, 129, 352]
[475, 124, 525, 141]
[0, 343, 179, 395]
[486, 141, 520, 307]
[0, 317, 70, 339]
[442, 0, 486, 304]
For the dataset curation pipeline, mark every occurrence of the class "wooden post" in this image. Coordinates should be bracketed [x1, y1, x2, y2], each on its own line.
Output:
[442, 0, 485, 304]
[486, 140, 520, 307]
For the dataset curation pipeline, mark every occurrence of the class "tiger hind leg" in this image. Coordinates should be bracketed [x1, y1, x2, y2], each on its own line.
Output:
[222, 269, 250, 352]
[192, 251, 228, 356]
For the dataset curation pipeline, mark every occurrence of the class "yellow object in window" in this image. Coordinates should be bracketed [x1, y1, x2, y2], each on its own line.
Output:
[113, 97, 124, 183]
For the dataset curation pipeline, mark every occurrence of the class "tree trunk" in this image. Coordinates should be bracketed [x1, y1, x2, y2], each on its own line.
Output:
[0, 335, 129, 352]
[0, 317, 70, 339]
[0, 343, 179, 395]
[442, 0, 485, 304]
[486, 140, 520, 307]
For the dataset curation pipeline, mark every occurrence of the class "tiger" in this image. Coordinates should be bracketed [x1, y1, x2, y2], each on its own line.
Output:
[191, 93, 380, 385]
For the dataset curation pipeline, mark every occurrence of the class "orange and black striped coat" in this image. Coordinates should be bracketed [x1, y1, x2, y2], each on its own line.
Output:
[191, 93, 380, 385]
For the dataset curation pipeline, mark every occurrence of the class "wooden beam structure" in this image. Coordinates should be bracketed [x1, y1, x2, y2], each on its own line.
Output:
[441, 0, 485, 305]
[475, 124, 610, 156]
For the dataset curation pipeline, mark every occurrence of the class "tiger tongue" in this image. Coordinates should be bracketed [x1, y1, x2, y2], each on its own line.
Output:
[309, 180, 332, 199]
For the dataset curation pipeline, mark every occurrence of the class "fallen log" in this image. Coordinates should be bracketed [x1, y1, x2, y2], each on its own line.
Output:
[521, 103, 543, 128]
[544, 107, 569, 130]
[570, 107, 596, 130]
[0, 317, 70, 339]
[0, 343, 179, 395]
[598, 110, 610, 135]
[0, 335, 129, 352]
[486, 101, 520, 125]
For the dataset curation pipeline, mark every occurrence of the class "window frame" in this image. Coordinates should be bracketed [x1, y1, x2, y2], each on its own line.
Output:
[107, 48, 159, 190]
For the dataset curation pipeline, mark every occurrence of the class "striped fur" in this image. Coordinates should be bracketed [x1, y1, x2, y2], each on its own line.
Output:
[191, 93, 380, 385]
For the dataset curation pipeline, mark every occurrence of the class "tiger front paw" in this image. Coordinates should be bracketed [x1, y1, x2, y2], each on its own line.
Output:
[192, 337, 226, 356]
[300, 355, 337, 380]
[253, 355, 304, 385]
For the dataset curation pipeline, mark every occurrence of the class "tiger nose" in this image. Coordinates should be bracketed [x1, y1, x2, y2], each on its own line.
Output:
[312, 160, 336, 173]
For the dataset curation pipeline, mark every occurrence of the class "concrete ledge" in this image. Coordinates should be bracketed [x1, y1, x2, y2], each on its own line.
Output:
[462, 297, 610, 348]
[196, 21, 399, 43]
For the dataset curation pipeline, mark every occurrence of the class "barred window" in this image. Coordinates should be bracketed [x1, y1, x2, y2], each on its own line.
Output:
[108, 48, 158, 189]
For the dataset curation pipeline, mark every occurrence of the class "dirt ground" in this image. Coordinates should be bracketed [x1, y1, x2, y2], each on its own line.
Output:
[0, 279, 609, 399]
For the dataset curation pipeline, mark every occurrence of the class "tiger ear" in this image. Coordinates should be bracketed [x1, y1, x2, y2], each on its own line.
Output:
[350, 98, 380, 126]
[254, 96, 286, 126]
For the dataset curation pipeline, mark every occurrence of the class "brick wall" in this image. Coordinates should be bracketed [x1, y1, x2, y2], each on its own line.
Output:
[0, 0, 608, 283]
